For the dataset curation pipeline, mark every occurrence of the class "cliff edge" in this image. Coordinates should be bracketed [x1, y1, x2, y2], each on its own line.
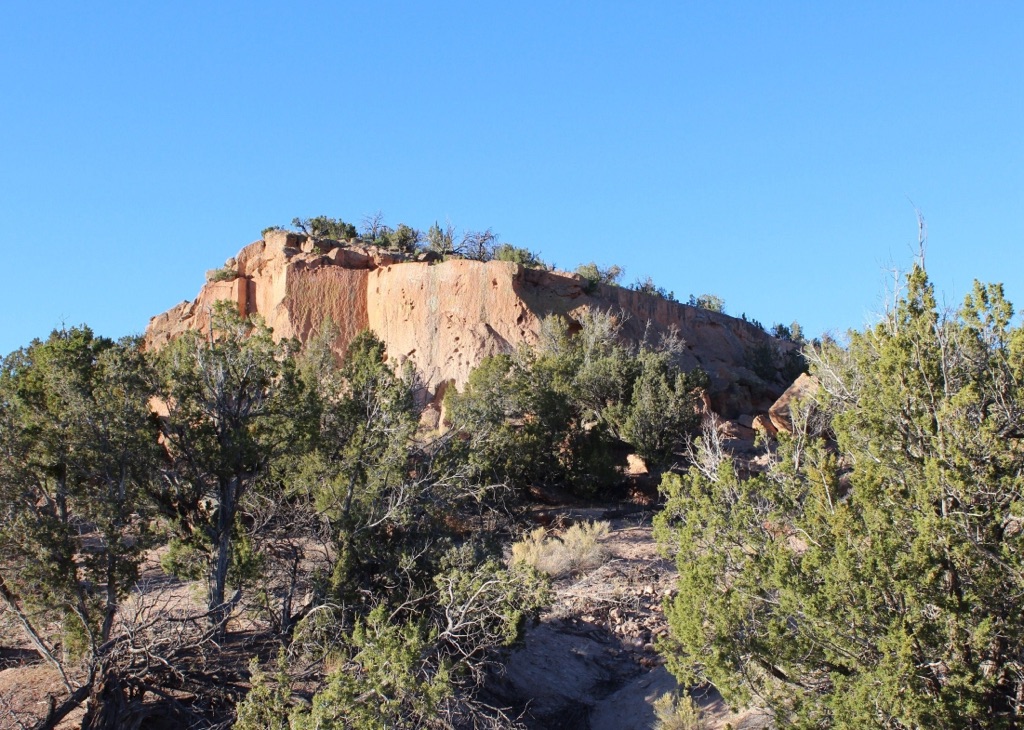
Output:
[145, 230, 795, 420]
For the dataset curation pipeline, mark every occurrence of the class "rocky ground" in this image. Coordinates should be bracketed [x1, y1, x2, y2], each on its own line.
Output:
[488, 507, 770, 730]
[0, 506, 771, 730]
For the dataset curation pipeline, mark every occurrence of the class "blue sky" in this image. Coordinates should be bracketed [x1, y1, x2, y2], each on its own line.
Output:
[1, 2, 1021, 354]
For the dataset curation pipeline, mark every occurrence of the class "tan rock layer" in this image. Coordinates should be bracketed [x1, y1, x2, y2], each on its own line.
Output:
[145, 234, 796, 417]
[768, 373, 820, 433]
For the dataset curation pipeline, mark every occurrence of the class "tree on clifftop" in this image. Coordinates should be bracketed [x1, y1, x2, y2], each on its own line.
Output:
[656, 266, 1024, 728]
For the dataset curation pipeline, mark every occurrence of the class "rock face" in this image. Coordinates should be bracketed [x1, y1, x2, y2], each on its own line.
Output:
[146, 232, 797, 417]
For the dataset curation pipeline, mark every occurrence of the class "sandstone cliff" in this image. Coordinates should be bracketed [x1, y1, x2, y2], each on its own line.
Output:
[145, 231, 796, 419]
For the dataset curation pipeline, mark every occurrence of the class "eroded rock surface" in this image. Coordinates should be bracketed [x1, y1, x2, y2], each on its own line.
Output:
[768, 372, 820, 433]
[146, 233, 797, 417]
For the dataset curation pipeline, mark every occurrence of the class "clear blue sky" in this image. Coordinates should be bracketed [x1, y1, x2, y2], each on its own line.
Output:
[1, 2, 1021, 354]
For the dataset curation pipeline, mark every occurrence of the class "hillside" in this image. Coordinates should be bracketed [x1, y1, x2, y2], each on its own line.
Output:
[146, 229, 797, 424]
[1, 226, 809, 730]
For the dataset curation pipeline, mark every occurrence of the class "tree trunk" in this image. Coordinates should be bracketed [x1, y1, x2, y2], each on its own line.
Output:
[209, 476, 238, 634]
[80, 669, 133, 730]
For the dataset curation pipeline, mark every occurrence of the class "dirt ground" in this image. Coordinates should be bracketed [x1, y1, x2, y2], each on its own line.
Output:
[0, 510, 770, 730]
[490, 507, 770, 730]
[0, 663, 84, 730]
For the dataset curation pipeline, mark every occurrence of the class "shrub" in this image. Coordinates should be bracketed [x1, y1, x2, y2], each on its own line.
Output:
[653, 692, 704, 730]
[292, 216, 358, 242]
[686, 293, 725, 313]
[492, 243, 546, 268]
[631, 276, 676, 301]
[511, 521, 611, 577]
[447, 310, 707, 495]
[209, 266, 238, 282]
[657, 268, 1024, 727]
[575, 262, 624, 291]
[378, 223, 422, 252]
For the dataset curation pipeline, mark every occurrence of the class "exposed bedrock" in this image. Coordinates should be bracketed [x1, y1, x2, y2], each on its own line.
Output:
[146, 231, 796, 418]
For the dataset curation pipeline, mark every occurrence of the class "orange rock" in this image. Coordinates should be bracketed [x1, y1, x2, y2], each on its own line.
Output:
[752, 413, 778, 437]
[146, 237, 796, 416]
[768, 373, 820, 433]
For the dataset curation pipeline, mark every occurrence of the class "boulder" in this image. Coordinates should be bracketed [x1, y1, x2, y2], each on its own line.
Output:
[717, 419, 757, 441]
[263, 228, 307, 250]
[768, 373, 820, 433]
[752, 413, 778, 437]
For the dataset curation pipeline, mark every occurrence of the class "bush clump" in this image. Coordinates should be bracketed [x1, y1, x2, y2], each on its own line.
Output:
[511, 521, 611, 578]
[653, 692, 705, 730]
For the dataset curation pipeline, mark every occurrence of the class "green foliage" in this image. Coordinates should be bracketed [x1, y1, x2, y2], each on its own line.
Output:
[653, 691, 705, 730]
[373, 222, 422, 252]
[770, 320, 805, 343]
[261, 225, 284, 238]
[0, 328, 158, 667]
[425, 223, 546, 266]
[757, 322, 809, 383]
[621, 350, 707, 464]
[445, 323, 614, 496]
[446, 310, 707, 494]
[264, 547, 547, 729]
[426, 220, 456, 256]
[575, 261, 624, 291]
[292, 216, 358, 242]
[209, 266, 238, 282]
[656, 267, 1024, 729]
[687, 293, 725, 313]
[160, 535, 209, 582]
[437, 546, 550, 646]
[631, 275, 677, 301]
[2, 302, 554, 726]
[293, 605, 452, 730]
[235, 654, 292, 730]
[154, 303, 313, 623]
[294, 329, 422, 603]
[491, 242, 545, 268]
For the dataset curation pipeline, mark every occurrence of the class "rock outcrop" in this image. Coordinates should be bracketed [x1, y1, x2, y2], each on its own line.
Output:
[146, 231, 797, 418]
[768, 372, 820, 433]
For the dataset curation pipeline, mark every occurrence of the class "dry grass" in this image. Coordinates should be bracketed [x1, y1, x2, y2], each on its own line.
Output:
[654, 692, 705, 730]
[511, 520, 611, 578]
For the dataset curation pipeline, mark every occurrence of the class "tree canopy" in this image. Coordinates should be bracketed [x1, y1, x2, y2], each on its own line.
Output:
[445, 309, 707, 496]
[656, 266, 1024, 728]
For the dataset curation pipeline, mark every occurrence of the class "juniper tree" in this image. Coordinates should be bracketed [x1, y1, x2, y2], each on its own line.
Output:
[0, 328, 160, 728]
[446, 310, 706, 495]
[656, 267, 1024, 728]
[153, 303, 313, 633]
